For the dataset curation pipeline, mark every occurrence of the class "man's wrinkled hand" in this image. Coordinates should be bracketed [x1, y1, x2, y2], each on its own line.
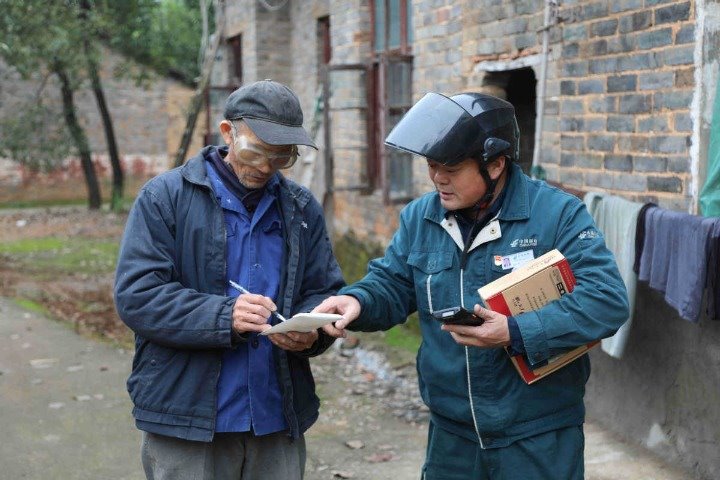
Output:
[232, 293, 276, 335]
[267, 330, 318, 351]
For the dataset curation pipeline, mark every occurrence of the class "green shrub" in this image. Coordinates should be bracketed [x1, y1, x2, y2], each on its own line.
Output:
[0, 237, 119, 275]
[333, 231, 421, 352]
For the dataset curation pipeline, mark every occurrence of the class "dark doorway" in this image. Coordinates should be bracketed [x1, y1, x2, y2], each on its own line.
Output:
[482, 68, 536, 174]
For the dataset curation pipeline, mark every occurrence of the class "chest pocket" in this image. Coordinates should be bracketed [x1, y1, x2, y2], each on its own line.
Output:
[262, 219, 282, 235]
[225, 221, 237, 238]
[407, 251, 456, 315]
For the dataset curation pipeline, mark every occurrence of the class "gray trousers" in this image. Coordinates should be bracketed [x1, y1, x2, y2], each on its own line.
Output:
[141, 431, 306, 480]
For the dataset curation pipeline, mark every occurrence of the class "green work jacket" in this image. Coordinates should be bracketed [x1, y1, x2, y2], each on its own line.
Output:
[341, 163, 628, 448]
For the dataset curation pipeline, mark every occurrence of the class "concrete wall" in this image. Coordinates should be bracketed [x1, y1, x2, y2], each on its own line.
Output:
[586, 283, 720, 480]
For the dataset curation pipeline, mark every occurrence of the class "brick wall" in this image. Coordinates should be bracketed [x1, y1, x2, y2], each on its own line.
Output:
[220, 1, 328, 201]
[322, 0, 701, 243]
[218, 0, 703, 237]
[224, 1, 256, 83]
[545, 0, 695, 211]
[325, 0, 400, 240]
[408, 0, 472, 216]
[256, 3, 293, 84]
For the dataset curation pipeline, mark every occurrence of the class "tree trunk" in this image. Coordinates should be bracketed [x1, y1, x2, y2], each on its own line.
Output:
[54, 63, 102, 210]
[80, 0, 123, 211]
[87, 54, 123, 211]
[174, 2, 225, 167]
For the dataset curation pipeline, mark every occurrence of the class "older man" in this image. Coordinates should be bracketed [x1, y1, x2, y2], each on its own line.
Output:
[115, 80, 344, 480]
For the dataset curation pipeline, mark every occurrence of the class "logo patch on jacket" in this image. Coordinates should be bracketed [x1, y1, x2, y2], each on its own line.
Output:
[510, 238, 538, 248]
[578, 229, 600, 240]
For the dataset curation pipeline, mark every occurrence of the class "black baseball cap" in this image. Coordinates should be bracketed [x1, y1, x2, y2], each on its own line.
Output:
[224, 79, 317, 149]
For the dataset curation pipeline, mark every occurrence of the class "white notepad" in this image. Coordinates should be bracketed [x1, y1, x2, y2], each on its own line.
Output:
[259, 313, 343, 335]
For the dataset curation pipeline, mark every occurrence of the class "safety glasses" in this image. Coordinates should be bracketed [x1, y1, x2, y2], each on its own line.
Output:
[230, 123, 299, 169]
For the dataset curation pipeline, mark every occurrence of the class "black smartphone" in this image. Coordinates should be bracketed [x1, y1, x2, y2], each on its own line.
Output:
[432, 306, 484, 326]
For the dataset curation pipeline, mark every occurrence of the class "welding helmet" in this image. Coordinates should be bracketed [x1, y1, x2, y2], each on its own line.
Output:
[384, 92, 520, 166]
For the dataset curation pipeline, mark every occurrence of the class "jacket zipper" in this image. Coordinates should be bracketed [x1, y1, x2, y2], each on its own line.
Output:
[461, 268, 485, 449]
[426, 269, 485, 449]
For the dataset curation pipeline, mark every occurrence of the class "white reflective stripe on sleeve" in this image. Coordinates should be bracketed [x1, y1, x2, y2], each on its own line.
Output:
[466, 346, 485, 449]
[426, 274, 434, 314]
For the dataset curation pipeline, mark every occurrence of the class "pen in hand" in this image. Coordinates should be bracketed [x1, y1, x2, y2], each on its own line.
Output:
[229, 280, 287, 323]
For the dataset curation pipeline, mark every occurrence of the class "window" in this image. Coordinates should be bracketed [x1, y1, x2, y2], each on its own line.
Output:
[318, 16, 331, 68]
[385, 58, 413, 199]
[370, 0, 413, 202]
[227, 34, 243, 86]
[203, 35, 243, 146]
[373, 0, 413, 54]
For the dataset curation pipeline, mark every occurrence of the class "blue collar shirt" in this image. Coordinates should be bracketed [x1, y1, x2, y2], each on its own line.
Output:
[206, 160, 287, 436]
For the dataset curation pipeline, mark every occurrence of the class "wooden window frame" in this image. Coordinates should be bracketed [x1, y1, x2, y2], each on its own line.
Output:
[227, 34, 243, 85]
[203, 35, 243, 146]
[370, 0, 412, 56]
[369, 0, 413, 203]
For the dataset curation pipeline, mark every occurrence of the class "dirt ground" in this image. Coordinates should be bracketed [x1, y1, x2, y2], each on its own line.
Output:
[0, 207, 696, 480]
[0, 207, 131, 345]
[0, 207, 429, 478]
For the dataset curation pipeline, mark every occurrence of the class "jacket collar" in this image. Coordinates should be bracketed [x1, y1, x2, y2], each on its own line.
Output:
[497, 162, 530, 221]
[424, 162, 530, 225]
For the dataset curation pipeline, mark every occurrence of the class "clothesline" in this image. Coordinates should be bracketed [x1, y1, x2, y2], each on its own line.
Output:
[581, 190, 720, 359]
[545, 180, 719, 358]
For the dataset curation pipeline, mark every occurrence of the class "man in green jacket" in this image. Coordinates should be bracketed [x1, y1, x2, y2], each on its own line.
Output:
[317, 92, 629, 479]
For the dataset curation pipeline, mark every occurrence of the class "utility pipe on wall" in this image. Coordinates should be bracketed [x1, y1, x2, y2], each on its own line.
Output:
[531, 0, 557, 179]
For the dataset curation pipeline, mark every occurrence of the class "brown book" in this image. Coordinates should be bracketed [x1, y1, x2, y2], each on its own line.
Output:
[478, 249, 599, 384]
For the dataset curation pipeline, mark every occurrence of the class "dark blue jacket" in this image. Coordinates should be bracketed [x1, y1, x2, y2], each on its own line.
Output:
[114, 147, 345, 441]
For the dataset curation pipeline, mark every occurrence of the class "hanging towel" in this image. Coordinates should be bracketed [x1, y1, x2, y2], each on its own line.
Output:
[584, 192, 643, 358]
[707, 222, 720, 320]
[638, 208, 720, 323]
[633, 202, 657, 274]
